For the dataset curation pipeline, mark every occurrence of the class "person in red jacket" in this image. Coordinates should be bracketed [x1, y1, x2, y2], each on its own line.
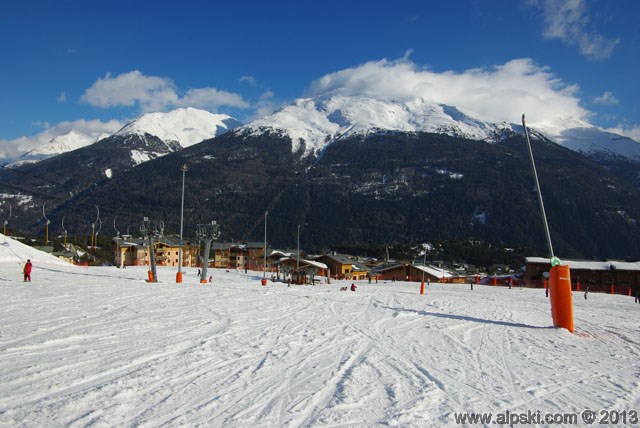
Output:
[350, 283, 357, 292]
[23, 259, 32, 282]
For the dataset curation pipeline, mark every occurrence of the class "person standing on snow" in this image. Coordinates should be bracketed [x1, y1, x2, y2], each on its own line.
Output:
[23, 259, 32, 282]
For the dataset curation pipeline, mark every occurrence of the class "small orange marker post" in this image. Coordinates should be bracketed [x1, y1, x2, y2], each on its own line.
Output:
[420, 282, 425, 295]
[176, 271, 182, 284]
[611, 284, 615, 295]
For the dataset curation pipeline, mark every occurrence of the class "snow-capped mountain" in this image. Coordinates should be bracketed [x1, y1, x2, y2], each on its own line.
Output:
[5, 108, 242, 167]
[8, 130, 111, 167]
[244, 95, 514, 157]
[243, 94, 640, 161]
[115, 107, 242, 149]
[534, 118, 640, 161]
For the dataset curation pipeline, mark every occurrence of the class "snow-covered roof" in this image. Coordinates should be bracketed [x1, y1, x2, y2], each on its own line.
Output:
[412, 264, 454, 278]
[277, 257, 328, 270]
[526, 257, 640, 271]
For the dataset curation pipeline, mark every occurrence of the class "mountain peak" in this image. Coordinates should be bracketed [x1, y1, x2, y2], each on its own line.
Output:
[242, 94, 640, 162]
[8, 129, 110, 167]
[243, 94, 513, 157]
[115, 107, 242, 148]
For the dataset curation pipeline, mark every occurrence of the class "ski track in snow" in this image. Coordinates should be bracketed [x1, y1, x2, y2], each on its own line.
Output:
[0, 263, 639, 427]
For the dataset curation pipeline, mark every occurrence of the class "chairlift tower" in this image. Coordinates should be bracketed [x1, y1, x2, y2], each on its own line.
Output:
[196, 221, 220, 284]
[141, 217, 164, 282]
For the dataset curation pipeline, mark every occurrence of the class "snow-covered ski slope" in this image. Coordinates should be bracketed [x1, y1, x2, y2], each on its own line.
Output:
[0, 236, 639, 426]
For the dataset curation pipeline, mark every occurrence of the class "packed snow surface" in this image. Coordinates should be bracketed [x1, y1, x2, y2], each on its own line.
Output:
[1, 234, 639, 427]
[115, 107, 238, 148]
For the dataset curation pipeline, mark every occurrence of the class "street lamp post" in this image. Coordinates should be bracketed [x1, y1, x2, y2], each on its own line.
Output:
[177, 163, 188, 283]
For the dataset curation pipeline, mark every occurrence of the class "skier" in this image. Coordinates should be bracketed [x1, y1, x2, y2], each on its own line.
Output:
[584, 286, 589, 300]
[23, 259, 32, 282]
[350, 283, 357, 292]
[469, 279, 473, 290]
[545, 287, 549, 298]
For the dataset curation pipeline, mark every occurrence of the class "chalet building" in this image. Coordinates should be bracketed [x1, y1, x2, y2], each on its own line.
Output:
[212, 242, 267, 271]
[524, 257, 640, 295]
[375, 263, 458, 283]
[113, 236, 197, 267]
[314, 253, 370, 280]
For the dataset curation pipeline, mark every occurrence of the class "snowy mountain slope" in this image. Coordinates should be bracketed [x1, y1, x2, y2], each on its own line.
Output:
[8, 130, 111, 167]
[536, 119, 640, 161]
[244, 94, 640, 161]
[245, 95, 514, 156]
[115, 107, 241, 149]
[0, 233, 69, 265]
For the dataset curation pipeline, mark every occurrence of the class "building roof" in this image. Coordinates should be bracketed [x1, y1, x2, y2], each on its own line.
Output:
[316, 253, 369, 271]
[412, 264, 455, 278]
[277, 257, 328, 270]
[526, 257, 640, 271]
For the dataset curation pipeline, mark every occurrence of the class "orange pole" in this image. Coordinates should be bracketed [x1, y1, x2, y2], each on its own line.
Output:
[492, 274, 497, 286]
[549, 265, 574, 333]
[611, 284, 615, 295]
[176, 271, 182, 283]
[420, 282, 425, 295]
[475, 275, 479, 284]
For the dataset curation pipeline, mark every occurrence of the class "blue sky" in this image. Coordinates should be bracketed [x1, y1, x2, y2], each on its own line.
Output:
[1, 0, 638, 153]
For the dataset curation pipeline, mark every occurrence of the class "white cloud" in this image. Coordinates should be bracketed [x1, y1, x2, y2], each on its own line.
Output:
[593, 91, 619, 106]
[57, 92, 67, 102]
[306, 58, 591, 126]
[81, 70, 249, 113]
[176, 88, 249, 110]
[532, 0, 619, 61]
[0, 119, 123, 161]
[81, 71, 178, 112]
[240, 75, 257, 86]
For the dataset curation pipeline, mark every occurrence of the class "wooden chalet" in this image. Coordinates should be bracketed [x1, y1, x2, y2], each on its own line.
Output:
[314, 253, 370, 280]
[525, 257, 640, 295]
[375, 263, 458, 283]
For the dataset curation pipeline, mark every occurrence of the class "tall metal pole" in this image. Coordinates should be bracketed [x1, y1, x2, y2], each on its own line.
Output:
[522, 114, 555, 259]
[177, 164, 188, 283]
[263, 211, 268, 279]
[297, 224, 300, 271]
[422, 246, 426, 284]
